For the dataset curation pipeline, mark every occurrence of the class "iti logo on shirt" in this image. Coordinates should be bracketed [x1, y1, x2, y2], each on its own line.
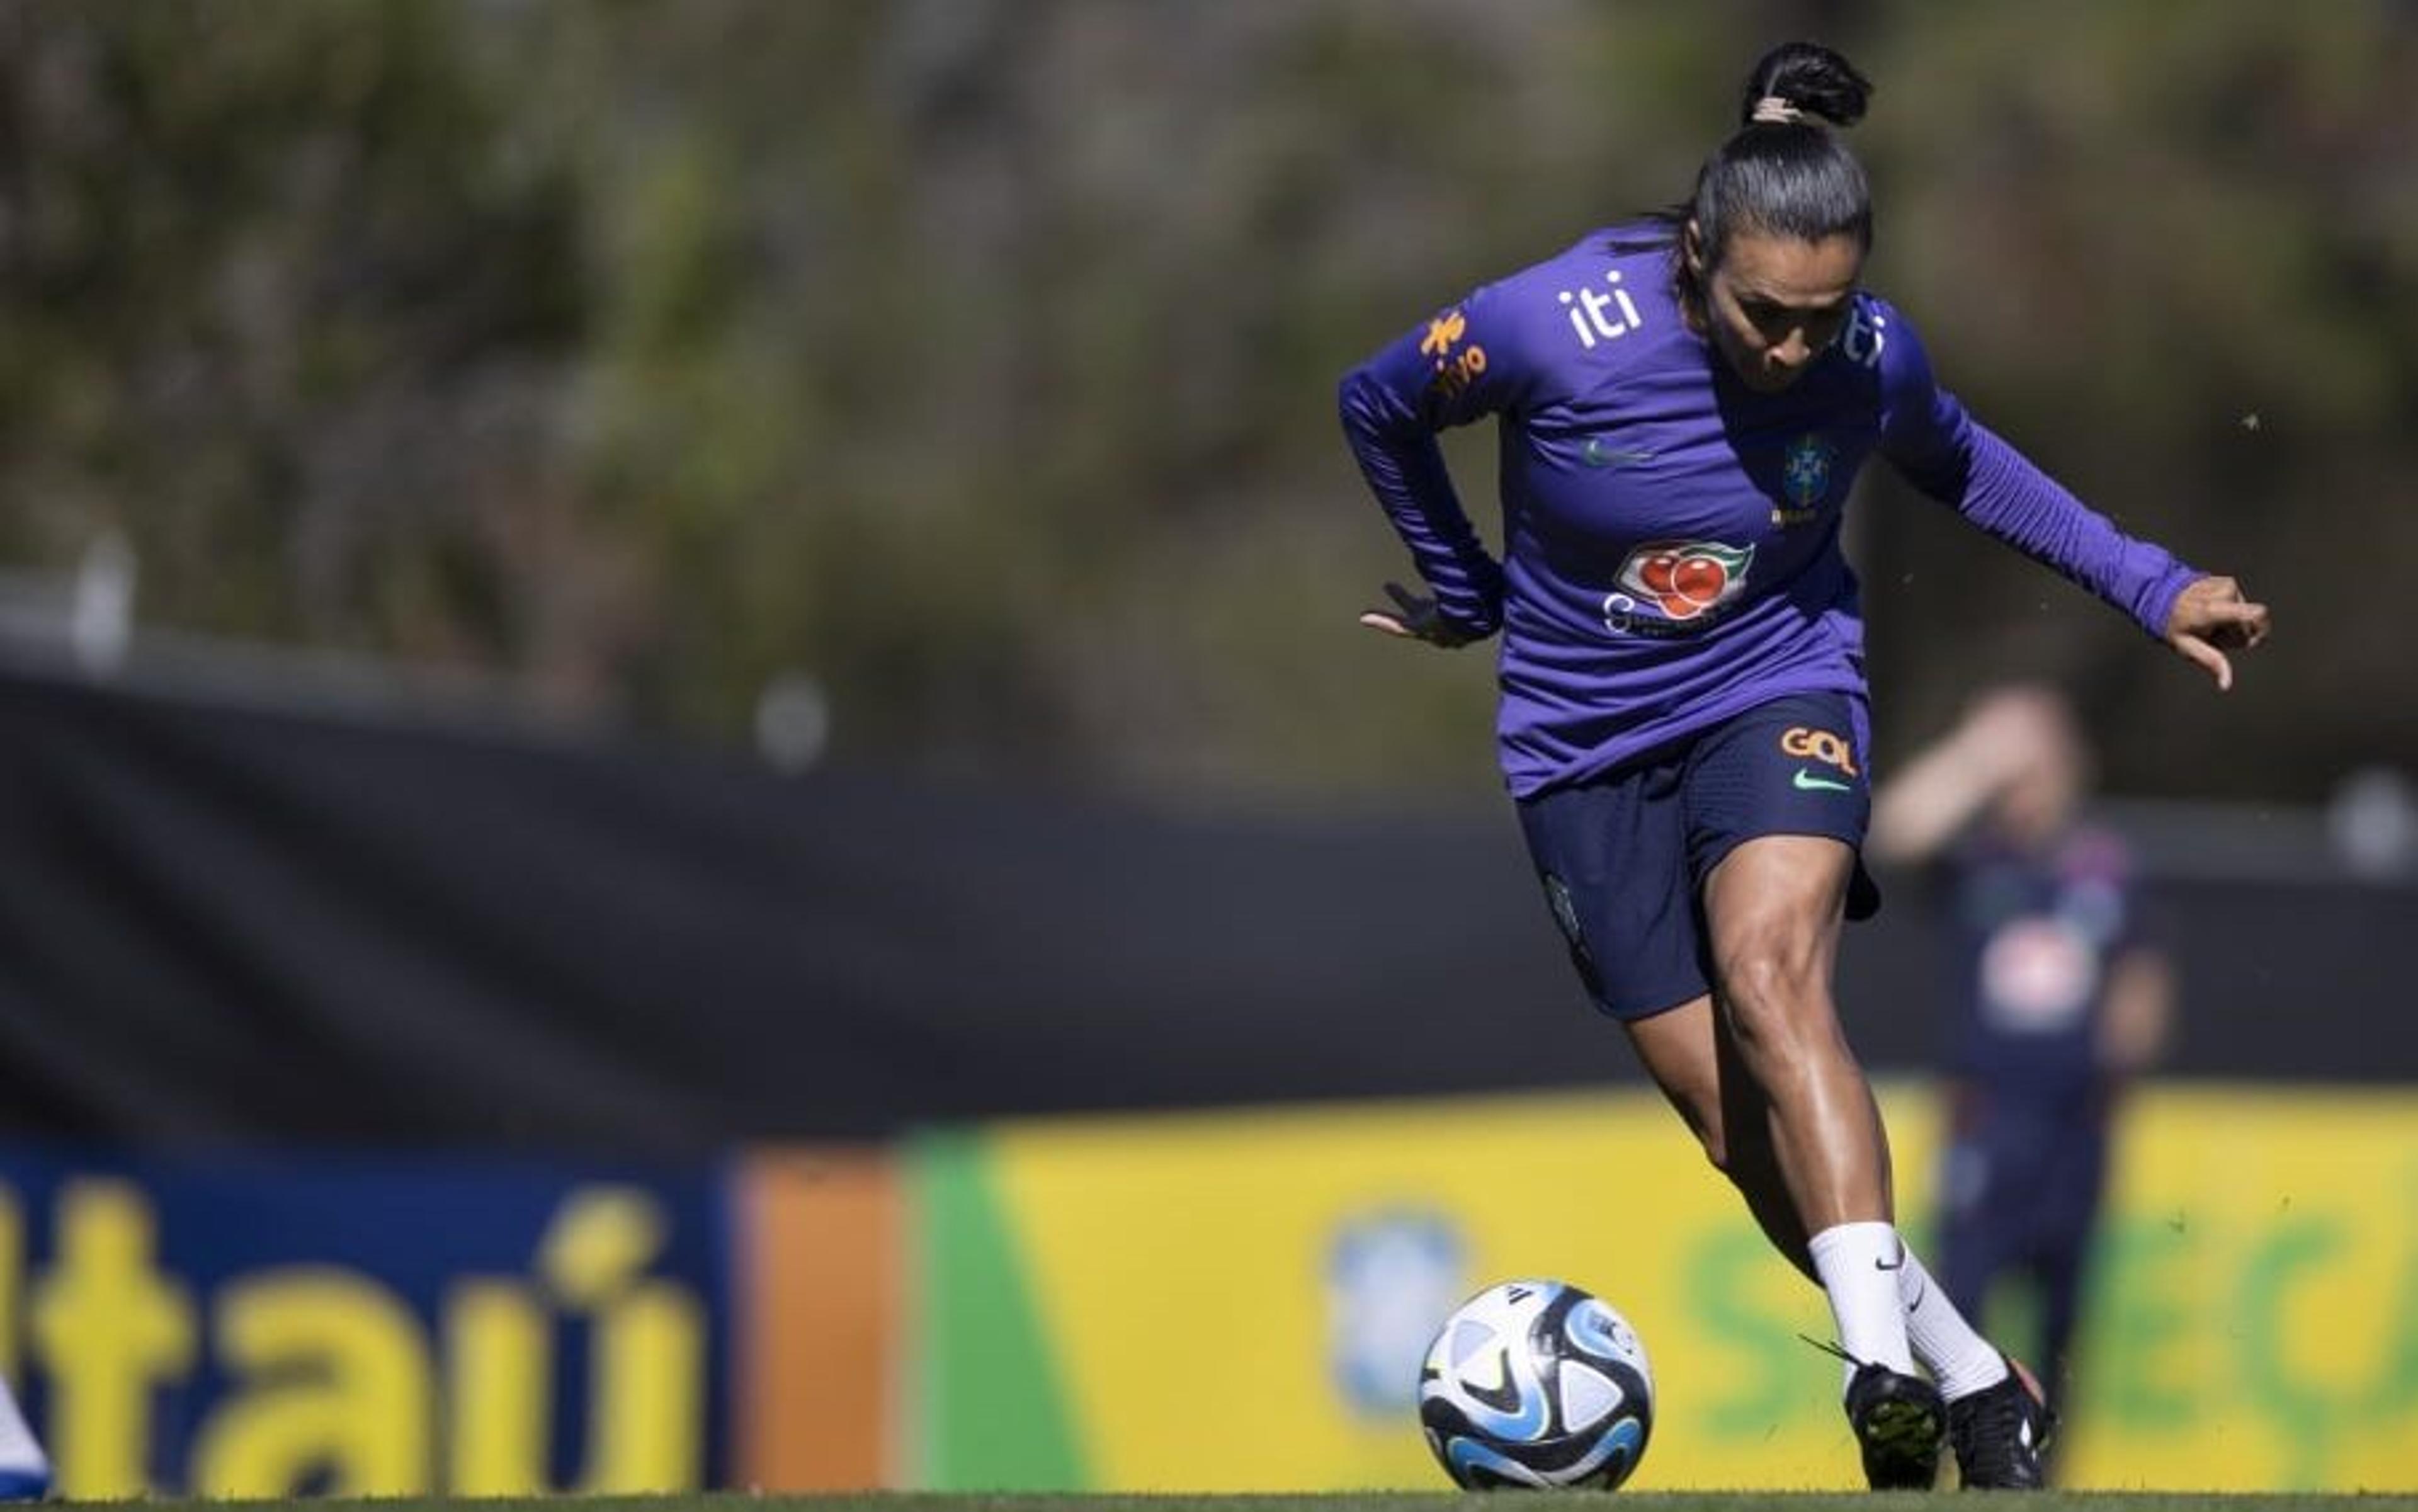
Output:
[1612, 540, 1753, 622]
[1558, 271, 1644, 350]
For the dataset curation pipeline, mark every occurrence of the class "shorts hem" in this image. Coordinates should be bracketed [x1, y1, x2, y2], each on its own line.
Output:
[1592, 986, 1709, 1023]
[1693, 828, 1882, 921]
[1693, 827, 1862, 888]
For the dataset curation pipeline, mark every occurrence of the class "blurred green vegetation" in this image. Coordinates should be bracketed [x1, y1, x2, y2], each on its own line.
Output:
[0, 0, 2408, 802]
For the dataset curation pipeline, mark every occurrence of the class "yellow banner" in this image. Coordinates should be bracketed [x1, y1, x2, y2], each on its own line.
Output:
[977, 1083, 2418, 1491]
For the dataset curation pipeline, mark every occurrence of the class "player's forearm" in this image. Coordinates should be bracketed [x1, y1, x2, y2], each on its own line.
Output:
[1946, 423, 2201, 640]
[1337, 368, 1506, 633]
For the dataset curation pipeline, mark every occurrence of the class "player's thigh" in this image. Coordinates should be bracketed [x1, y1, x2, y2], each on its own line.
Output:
[1703, 836, 1856, 936]
[1515, 759, 1710, 1022]
[1683, 690, 1879, 927]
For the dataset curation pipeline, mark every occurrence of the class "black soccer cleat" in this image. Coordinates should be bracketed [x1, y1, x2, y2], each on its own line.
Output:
[1844, 1360, 1946, 1491]
[1948, 1356, 2056, 1489]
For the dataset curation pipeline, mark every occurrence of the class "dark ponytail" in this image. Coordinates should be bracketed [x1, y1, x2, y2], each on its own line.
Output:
[1692, 42, 1875, 268]
[1735, 40, 1871, 133]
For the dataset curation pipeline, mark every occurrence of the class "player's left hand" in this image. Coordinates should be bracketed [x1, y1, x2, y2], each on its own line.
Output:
[1358, 581, 1480, 648]
[2164, 574, 2270, 691]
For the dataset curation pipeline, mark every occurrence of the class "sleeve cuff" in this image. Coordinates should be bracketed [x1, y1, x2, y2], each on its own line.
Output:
[2135, 562, 2203, 642]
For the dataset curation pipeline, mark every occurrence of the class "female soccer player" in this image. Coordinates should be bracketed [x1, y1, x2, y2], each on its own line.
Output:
[1337, 40, 2268, 1491]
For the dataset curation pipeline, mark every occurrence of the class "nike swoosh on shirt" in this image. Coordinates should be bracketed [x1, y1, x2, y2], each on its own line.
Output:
[1793, 769, 1853, 792]
[1582, 438, 1656, 468]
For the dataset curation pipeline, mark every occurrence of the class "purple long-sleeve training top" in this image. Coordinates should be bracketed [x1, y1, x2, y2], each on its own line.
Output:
[1339, 224, 2201, 800]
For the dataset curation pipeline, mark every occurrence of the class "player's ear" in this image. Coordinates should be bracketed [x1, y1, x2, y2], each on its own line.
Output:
[1682, 219, 1706, 280]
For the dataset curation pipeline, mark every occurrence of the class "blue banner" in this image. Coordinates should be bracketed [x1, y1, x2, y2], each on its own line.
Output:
[0, 1147, 731, 1498]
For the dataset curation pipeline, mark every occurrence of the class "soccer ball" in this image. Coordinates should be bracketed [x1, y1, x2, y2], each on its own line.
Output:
[1418, 1278, 1654, 1490]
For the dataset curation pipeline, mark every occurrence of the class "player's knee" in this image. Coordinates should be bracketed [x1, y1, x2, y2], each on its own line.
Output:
[1711, 922, 1827, 1042]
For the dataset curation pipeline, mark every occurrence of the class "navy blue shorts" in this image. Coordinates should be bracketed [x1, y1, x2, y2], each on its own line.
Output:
[1516, 691, 1880, 1021]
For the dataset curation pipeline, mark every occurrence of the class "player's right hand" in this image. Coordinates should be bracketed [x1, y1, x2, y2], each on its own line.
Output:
[1358, 581, 1480, 648]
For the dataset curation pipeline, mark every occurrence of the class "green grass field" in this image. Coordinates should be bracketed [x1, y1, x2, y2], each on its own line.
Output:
[91, 1495, 2418, 1512]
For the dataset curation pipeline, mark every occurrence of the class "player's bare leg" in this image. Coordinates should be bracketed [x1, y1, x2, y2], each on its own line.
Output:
[1624, 995, 1816, 1279]
[1688, 835, 1943, 1486]
[1628, 996, 2052, 1489]
[1689, 834, 2048, 1486]
[1698, 835, 1890, 1231]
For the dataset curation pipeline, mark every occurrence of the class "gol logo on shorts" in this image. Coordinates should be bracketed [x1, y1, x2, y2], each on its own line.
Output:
[1780, 725, 1859, 776]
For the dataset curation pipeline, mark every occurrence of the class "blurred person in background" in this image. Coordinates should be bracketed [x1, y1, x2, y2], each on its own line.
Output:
[1339, 38, 2267, 1492]
[1871, 684, 2174, 1473]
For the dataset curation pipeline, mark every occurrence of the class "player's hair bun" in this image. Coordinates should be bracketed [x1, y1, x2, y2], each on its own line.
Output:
[1738, 41, 1872, 130]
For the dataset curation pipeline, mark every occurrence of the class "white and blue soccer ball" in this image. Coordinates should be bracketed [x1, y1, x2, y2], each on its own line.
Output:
[1418, 1278, 1654, 1490]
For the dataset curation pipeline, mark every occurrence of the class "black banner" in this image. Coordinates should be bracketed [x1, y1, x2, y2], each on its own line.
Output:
[0, 661, 2405, 1153]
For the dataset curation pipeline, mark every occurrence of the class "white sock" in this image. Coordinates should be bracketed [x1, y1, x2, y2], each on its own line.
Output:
[0, 1373, 45, 1478]
[1807, 1220, 1917, 1387]
[1897, 1248, 2011, 1402]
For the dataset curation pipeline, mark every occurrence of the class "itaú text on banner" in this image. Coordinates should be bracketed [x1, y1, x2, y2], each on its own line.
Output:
[0, 1147, 907, 1499]
[0, 1151, 734, 1498]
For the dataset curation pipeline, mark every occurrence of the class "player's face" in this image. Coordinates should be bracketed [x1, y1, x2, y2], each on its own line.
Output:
[1689, 227, 1864, 393]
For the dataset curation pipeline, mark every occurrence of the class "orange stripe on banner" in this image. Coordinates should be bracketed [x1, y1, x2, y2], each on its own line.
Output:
[737, 1147, 899, 1490]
